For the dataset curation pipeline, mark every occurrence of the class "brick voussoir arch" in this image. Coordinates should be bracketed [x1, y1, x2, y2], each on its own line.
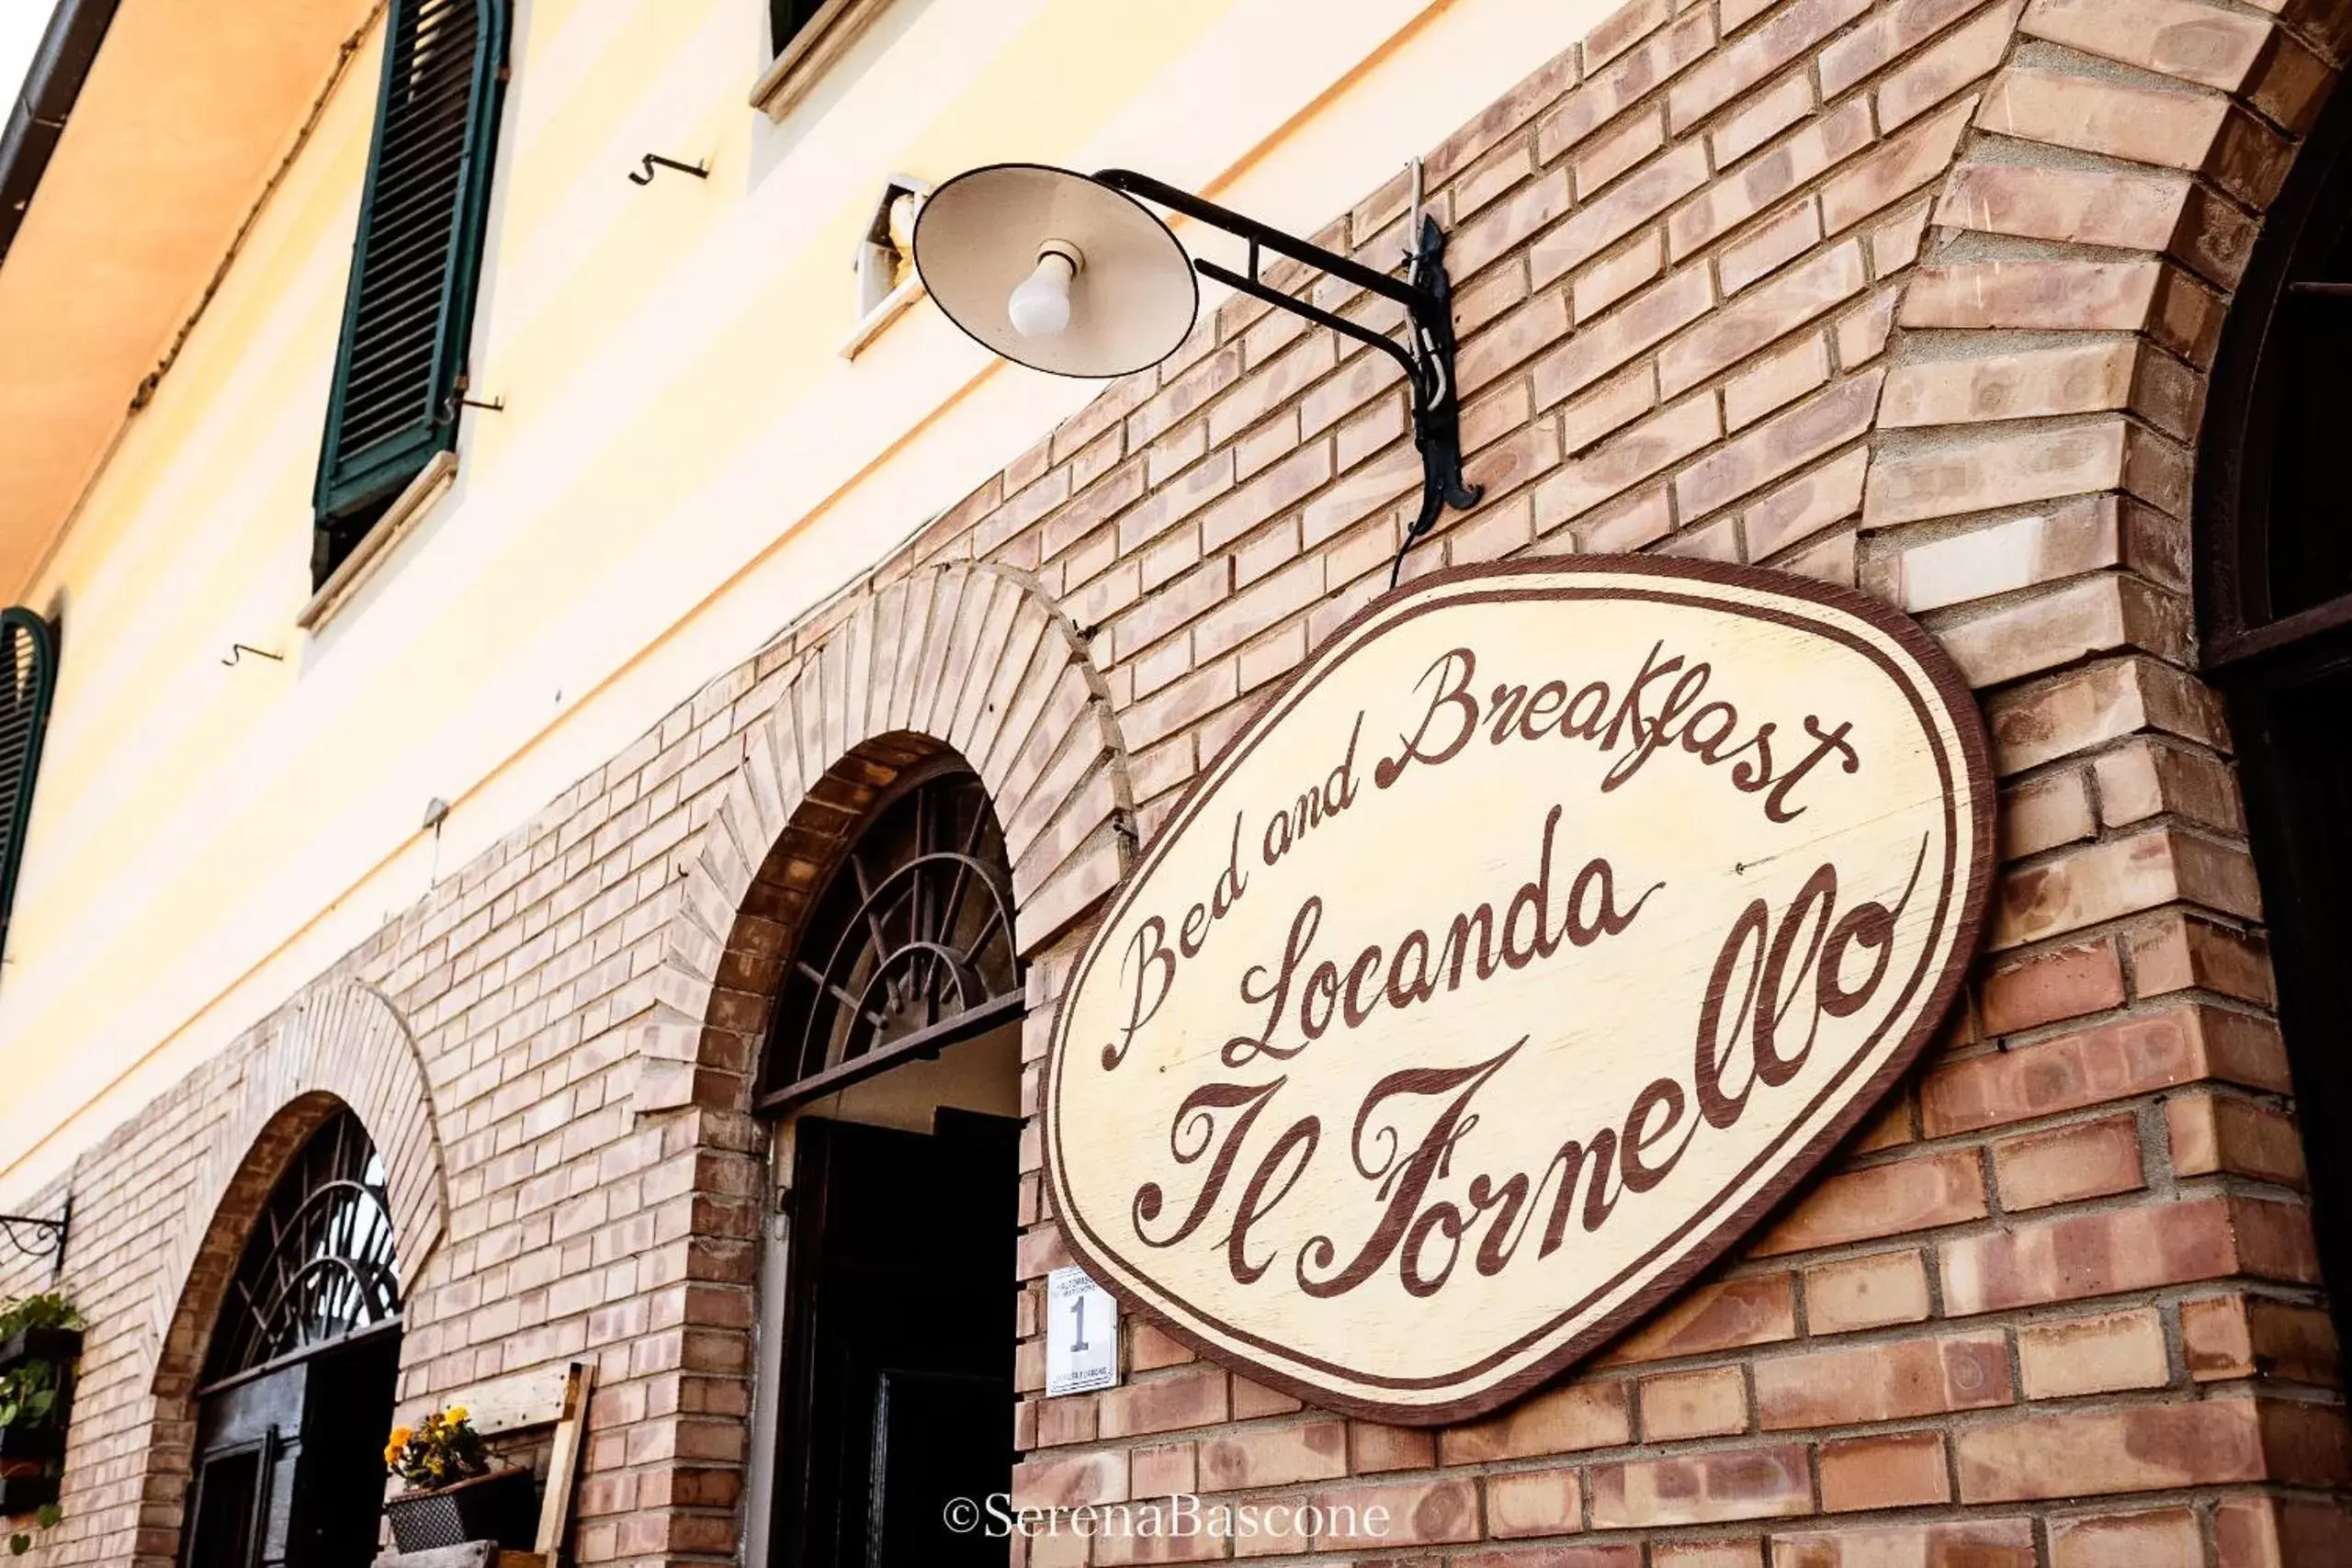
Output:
[1857, 2, 2346, 623]
[644, 560, 1133, 1115]
[146, 976, 447, 1396]
[1824, 0, 2351, 984]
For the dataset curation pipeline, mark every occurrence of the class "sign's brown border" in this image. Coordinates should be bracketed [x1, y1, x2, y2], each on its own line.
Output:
[1042, 556, 1997, 1426]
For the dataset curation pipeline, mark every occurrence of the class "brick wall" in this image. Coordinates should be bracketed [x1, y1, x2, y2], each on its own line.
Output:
[9, 0, 2352, 1563]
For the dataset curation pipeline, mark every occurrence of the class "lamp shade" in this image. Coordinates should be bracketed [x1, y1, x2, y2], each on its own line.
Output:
[913, 163, 1199, 378]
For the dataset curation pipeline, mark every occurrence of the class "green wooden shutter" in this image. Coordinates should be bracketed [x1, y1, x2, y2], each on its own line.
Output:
[772, 0, 831, 50]
[311, 0, 510, 584]
[0, 609, 58, 964]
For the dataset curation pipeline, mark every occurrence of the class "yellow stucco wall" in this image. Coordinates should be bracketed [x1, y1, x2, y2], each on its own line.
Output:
[0, 0, 1614, 1201]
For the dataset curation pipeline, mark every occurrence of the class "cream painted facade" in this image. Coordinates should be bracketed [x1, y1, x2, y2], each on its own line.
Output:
[11, 0, 2352, 1560]
[0, 0, 1612, 1203]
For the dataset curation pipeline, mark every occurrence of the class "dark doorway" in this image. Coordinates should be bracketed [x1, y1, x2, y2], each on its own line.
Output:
[2226, 665, 2352, 1312]
[184, 1111, 404, 1568]
[768, 1111, 1021, 1568]
[753, 755, 1027, 1567]
[184, 1330, 401, 1568]
[2199, 67, 2352, 1372]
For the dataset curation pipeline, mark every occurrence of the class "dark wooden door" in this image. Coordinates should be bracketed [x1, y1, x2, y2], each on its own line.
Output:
[296, 1332, 401, 1565]
[186, 1361, 302, 1568]
[2223, 636, 2352, 1364]
[771, 1111, 1021, 1568]
[183, 1436, 270, 1568]
[184, 1329, 400, 1568]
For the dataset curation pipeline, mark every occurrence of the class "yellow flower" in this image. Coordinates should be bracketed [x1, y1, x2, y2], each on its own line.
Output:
[388, 1426, 413, 1450]
[446, 1405, 469, 1424]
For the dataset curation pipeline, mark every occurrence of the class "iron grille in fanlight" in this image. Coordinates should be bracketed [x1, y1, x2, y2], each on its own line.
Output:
[203, 1111, 402, 1385]
[759, 766, 1024, 1112]
[0, 609, 57, 964]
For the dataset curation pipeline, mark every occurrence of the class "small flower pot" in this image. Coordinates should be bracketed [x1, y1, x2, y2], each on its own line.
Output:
[0, 1328, 79, 1376]
[382, 1466, 537, 1553]
[0, 1472, 58, 1513]
[0, 1422, 62, 1463]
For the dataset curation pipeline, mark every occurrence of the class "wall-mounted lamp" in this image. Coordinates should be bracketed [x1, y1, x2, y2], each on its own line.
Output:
[913, 164, 1481, 582]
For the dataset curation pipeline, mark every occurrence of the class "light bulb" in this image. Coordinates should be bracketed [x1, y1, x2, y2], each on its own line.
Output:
[1008, 243, 1081, 338]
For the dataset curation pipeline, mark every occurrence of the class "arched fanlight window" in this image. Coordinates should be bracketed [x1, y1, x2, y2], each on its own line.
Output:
[2199, 76, 2352, 667]
[755, 763, 1023, 1113]
[203, 1110, 401, 1383]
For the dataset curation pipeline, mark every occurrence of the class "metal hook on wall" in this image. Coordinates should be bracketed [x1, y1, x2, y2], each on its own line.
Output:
[221, 643, 284, 668]
[442, 374, 504, 422]
[0, 1195, 70, 1281]
[442, 392, 506, 419]
[628, 153, 708, 186]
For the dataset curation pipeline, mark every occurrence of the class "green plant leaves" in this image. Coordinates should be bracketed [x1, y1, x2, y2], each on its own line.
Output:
[0, 1294, 82, 1340]
[0, 1359, 59, 1429]
[4, 1507, 62, 1556]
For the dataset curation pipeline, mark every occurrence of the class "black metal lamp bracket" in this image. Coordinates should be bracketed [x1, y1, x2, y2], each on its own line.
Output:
[0, 1198, 69, 1281]
[1095, 170, 1482, 585]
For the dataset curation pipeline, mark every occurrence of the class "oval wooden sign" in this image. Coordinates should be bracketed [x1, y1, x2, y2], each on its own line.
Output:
[1044, 558, 1995, 1424]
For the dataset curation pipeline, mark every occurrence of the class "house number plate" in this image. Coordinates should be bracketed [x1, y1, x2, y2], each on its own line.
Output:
[1046, 1265, 1121, 1396]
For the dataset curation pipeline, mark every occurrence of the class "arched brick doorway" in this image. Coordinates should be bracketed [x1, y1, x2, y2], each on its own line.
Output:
[734, 743, 1025, 1568]
[653, 560, 1133, 1564]
[128, 982, 447, 1568]
[176, 1105, 404, 1568]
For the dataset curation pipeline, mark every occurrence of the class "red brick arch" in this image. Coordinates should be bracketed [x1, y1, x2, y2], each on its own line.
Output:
[147, 978, 447, 1399]
[642, 560, 1134, 1115]
[112, 979, 445, 1568]
[1844, 2, 2335, 1052]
